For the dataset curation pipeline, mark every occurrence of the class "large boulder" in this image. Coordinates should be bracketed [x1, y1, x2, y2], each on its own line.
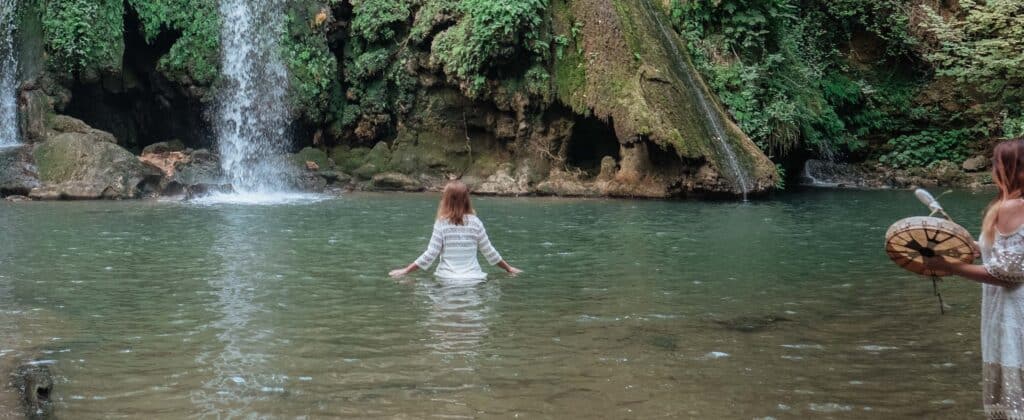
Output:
[29, 132, 159, 199]
[291, 147, 331, 171]
[370, 172, 424, 191]
[0, 145, 40, 196]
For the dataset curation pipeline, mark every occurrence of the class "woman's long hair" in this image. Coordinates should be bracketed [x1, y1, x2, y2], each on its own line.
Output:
[983, 139, 1024, 244]
[437, 180, 475, 225]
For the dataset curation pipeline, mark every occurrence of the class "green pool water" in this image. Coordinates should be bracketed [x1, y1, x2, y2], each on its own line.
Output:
[0, 189, 999, 418]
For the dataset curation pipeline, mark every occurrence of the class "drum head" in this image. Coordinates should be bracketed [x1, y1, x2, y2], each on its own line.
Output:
[886, 216, 980, 277]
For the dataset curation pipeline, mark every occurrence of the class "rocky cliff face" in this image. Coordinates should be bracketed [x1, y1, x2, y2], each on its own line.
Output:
[3, 0, 779, 200]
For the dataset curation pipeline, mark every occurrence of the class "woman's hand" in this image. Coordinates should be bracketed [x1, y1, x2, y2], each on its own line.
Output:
[389, 263, 420, 279]
[496, 261, 522, 276]
[923, 255, 957, 272]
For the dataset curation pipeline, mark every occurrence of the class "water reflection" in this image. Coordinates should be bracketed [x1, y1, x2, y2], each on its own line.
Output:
[192, 209, 280, 416]
[418, 279, 498, 362]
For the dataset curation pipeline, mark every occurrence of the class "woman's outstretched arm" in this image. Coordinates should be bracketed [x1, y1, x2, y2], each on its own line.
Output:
[925, 257, 1018, 288]
[390, 223, 443, 278]
[477, 222, 522, 275]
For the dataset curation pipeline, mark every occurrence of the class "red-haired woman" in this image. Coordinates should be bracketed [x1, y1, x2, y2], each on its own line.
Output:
[389, 180, 521, 281]
[928, 139, 1024, 418]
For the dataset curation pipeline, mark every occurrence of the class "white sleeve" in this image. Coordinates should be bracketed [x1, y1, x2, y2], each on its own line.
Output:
[414, 222, 444, 269]
[476, 221, 503, 266]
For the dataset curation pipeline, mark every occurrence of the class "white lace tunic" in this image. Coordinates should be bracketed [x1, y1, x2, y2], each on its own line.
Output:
[981, 230, 1024, 419]
[414, 215, 503, 281]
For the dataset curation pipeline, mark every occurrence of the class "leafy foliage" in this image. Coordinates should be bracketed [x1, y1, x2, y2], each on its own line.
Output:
[128, 0, 221, 86]
[919, 0, 1024, 123]
[878, 129, 976, 168]
[42, 0, 124, 75]
[432, 0, 551, 98]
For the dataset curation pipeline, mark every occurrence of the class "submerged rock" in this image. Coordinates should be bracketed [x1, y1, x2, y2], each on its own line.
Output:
[30, 133, 160, 199]
[714, 315, 792, 333]
[11, 363, 54, 418]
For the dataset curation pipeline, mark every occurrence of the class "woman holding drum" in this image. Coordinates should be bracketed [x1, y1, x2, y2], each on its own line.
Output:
[919, 139, 1024, 418]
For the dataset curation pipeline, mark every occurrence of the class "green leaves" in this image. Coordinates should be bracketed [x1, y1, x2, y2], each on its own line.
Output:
[42, 0, 124, 75]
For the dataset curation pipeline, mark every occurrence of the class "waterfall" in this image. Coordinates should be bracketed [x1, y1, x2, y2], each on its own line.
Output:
[215, 0, 292, 193]
[640, 1, 751, 199]
[0, 0, 18, 147]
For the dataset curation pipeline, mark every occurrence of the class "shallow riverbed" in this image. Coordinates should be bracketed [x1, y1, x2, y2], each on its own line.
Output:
[0, 189, 997, 418]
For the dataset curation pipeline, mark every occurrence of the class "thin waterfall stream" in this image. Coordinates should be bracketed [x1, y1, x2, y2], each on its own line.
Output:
[214, 0, 292, 195]
[0, 0, 18, 147]
[641, 0, 751, 199]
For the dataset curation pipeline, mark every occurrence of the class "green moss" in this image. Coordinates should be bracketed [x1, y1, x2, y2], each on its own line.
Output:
[291, 147, 332, 169]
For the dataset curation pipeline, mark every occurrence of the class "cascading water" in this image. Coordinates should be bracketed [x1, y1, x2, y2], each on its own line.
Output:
[0, 0, 18, 148]
[214, 0, 293, 195]
[640, 0, 751, 199]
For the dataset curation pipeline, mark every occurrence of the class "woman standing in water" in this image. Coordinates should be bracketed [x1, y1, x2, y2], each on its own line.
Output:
[390, 180, 521, 280]
[928, 139, 1024, 418]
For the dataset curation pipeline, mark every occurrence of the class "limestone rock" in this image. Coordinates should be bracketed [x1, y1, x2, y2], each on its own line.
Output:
[291, 147, 331, 171]
[353, 163, 379, 180]
[30, 133, 159, 199]
[0, 145, 40, 196]
[141, 140, 186, 155]
[371, 172, 424, 191]
[962, 155, 990, 172]
[331, 145, 371, 172]
[598, 156, 618, 181]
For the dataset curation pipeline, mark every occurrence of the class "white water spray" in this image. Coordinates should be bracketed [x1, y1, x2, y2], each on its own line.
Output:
[215, 0, 293, 194]
[642, 1, 751, 199]
[0, 0, 18, 147]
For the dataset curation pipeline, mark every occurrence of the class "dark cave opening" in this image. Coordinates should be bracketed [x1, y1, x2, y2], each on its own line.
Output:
[63, 4, 212, 152]
[566, 115, 620, 175]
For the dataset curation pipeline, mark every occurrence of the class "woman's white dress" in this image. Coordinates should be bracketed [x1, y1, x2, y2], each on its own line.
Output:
[981, 229, 1024, 419]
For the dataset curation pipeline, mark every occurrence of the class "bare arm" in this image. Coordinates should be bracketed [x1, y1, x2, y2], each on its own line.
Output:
[925, 257, 1018, 288]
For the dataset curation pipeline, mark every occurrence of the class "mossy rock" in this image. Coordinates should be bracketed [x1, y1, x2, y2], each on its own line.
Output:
[331, 145, 371, 172]
[370, 172, 424, 192]
[352, 163, 380, 180]
[365, 142, 392, 169]
[32, 133, 158, 199]
[291, 147, 331, 170]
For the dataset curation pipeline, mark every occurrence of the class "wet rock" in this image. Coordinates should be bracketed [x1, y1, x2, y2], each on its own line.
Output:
[30, 133, 160, 199]
[962, 155, 990, 172]
[11, 363, 54, 418]
[140, 150, 189, 178]
[370, 172, 424, 191]
[800, 159, 877, 188]
[171, 149, 223, 187]
[49, 116, 117, 144]
[285, 171, 328, 193]
[317, 170, 351, 185]
[4, 195, 30, 202]
[331, 145, 370, 173]
[352, 163, 380, 180]
[141, 140, 186, 155]
[714, 315, 792, 333]
[19, 89, 52, 143]
[365, 141, 392, 169]
[0, 145, 41, 196]
[291, 147, 331, 171]
[185, 183, 233, 200]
